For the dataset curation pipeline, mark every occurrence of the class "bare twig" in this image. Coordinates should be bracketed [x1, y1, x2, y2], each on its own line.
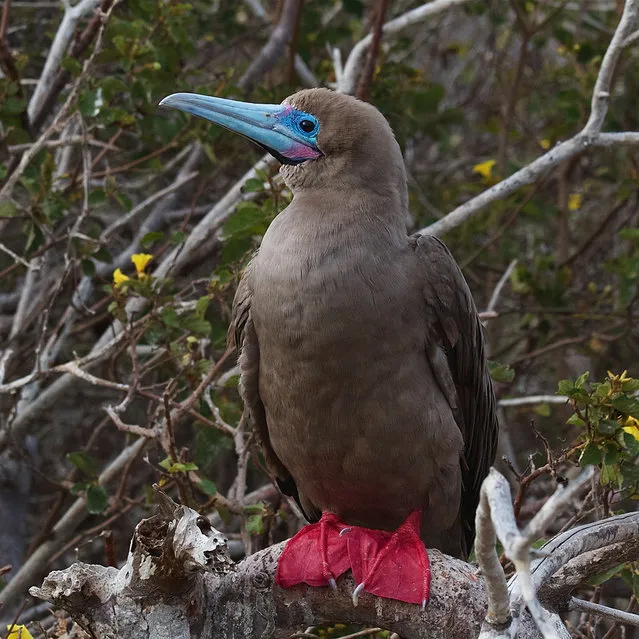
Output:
[0, 437, 147, 611]
[1, 2, 115, 202]
[499, 395, 569, 407]
[339, 0, 473, 94]
[476, 467, 594, 638]
[421, 0, 639, 237]
[486, 259, 517, 314]
[355, 0, 390, 101]
[27, 0, 99, 123]
[237, 0, 302, 93]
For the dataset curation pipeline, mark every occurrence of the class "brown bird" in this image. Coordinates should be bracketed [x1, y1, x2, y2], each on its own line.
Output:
[160, 88, 498, 606]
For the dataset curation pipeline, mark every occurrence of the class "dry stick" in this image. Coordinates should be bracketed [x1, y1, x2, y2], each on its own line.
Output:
[0, 0, 28, 133]
[339, 0, 473, 94]
[7, 136, 121, 153]
[237, 0, 303, 93]
[2, 0, 300, 449]
[0, 3, 114, 203]
[355, 0, 391, 102]
[244, 0, 317, 87]
[28, 0, 115, 130]
[286, 0, 304, 85]
[569, 599, 639, 629]
[0, 437, 147, 611]
[486, 259, 517, 314]
[421, 0, 639, 237]
[476, 467, 594, 639]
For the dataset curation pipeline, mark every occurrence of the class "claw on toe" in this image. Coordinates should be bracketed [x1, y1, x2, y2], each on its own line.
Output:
[352, 582, 365, 606]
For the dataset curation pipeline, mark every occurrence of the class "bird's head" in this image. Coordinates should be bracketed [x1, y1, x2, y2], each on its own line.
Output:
[159, 88, 406, 198]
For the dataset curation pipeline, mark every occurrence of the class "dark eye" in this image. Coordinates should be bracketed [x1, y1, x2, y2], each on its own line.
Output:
[299, 119, 316, 133]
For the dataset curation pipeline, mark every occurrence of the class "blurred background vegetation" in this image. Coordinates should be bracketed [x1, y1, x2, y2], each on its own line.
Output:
[0, 0, 638, 637]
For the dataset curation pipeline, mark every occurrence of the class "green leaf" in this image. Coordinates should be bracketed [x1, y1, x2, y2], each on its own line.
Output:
[611, 395, 639, 419]
[588, 563, 625, 586]
[598, 419, 620, 435]
[216, 504, 233, 525]
[171, 231, 186, 244]
[195, 296, 210, 318]
[242, 178, 264, 193]
[246, 513, 265, 536]
[159, 456, 198, 473]
[196, 479, 217, 496]
[621, 378, 639, 392]
[141, 231, 164, 248]
[566, 413, 584, 427]
[86, 484, 109, 514]
[78, 87, 104, 118]
[182, 316, 211, 335]
[1, 96, 26, 115]
[0, 200, 19, 218]
[575, 371, 590, 389]
[623, 431, 639, 455]
[579, 442, 601, 467]
[61, 56, 83, 76]
[88, 189, 107, 206]
[161, 307, 181, 328]
[223, 201, 268, 238]
[70, 481, 91, 495]
[600, 462, 621, 487]
[619, 228, 639, 241]
[243, 503, 266, 515]
[534, 403, 551, 417]
[66, 451, 98, 477]
[93, 247, 113, 263]
[487, 360, 515, 383]
[557, 379, 574, 396]
[81, 259, 96, 277]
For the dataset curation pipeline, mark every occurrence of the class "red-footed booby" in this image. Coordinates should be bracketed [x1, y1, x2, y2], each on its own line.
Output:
[160, 88, 498, 607]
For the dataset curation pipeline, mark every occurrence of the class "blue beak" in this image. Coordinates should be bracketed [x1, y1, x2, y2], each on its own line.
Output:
[159, 93, 322, 165]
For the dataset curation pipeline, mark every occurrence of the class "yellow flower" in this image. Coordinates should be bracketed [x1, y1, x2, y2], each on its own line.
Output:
[6, 625, 34, 639]
[113, 268, 130, 288]
[568, 193, 582, 211]
[540, 139, 551, 150]
[131, 253, 153, 275]
[622, 416, 639, 440]
[472, 159, 496, 180]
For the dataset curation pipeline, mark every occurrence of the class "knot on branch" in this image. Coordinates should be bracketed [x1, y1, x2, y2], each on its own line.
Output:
[127, 487, 233, 594]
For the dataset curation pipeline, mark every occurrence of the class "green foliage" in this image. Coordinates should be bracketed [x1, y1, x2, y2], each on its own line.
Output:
[559, 370, 639, 495]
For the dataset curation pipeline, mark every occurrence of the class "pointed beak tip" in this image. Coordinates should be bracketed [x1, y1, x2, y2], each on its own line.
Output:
[158, 94, 177, 108]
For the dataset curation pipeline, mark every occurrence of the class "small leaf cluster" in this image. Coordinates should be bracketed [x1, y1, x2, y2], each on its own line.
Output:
[559, 371, 639, 495]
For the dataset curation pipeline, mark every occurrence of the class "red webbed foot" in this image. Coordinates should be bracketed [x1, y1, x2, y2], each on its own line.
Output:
[276, 512, 350, 589]
[345, 510, 431, 607]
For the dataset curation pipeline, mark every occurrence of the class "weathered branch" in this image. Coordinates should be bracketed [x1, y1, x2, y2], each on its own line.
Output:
[0, 437, 147, 611]
[237, 0, 303, 94]
[475, 468, 594, 639]
[421, 0, 639, 237]
[28, 469, 639, 638]
[339, 0, 474, 94]
[1, 2, 115, 203]
[30, 490, 489, 639]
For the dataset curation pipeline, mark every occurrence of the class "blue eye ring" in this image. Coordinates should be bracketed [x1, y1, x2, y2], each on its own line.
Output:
[299, 118, 316, 133]
[295, 114, 318, 136]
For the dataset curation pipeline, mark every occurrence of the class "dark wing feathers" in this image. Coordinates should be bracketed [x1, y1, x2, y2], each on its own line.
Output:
[412, 233, 499, 554]
[228, 257, 314, 520]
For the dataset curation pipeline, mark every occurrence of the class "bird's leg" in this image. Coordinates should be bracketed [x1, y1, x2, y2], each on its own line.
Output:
[275, 511, 350, 589]
[345, 509, 431, 607]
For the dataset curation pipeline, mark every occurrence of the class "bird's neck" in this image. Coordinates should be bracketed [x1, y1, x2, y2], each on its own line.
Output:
[289, 187, 408, 240]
